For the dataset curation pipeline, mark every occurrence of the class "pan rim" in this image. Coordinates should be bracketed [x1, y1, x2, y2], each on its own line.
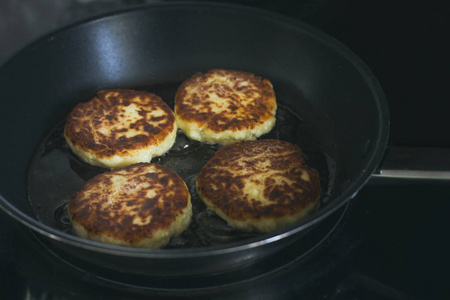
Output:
[0, 1, 389, 258]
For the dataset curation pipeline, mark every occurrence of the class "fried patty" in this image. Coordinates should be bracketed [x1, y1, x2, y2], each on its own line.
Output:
[174, 69, 277, 145]
[64, 89, 177, 169]
[68, 163, 192, 248]
[196, 139, 321, 233]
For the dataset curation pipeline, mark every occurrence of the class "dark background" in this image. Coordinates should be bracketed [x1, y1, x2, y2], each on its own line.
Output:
[0, 1, 449, 299]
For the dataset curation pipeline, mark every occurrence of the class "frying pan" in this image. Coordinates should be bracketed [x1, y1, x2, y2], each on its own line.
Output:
[0, 2, 432, 279]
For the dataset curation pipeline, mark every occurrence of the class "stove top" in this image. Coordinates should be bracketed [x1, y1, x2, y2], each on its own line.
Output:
[2, 184, 449, 299]
[1, 1, 449, 299]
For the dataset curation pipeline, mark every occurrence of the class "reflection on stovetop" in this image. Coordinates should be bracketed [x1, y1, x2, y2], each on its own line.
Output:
[1, 184, 449, 299]
[1, 0, 449, 299]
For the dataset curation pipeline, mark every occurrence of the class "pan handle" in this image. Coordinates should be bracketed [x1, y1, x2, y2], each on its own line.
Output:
[368, 146, 450, 185]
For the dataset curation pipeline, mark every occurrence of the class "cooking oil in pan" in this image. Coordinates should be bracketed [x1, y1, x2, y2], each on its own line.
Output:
[27, 82, 336, 249]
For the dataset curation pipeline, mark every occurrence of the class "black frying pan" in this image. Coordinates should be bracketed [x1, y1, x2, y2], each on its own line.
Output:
[0, 2, 389, 278]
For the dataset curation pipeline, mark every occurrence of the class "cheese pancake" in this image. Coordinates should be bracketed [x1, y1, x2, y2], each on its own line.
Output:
[196, 139, 321, 233]
[68, 163, 192, 248]
[64, 89, 177, 169]
[174, 69, 277, 145]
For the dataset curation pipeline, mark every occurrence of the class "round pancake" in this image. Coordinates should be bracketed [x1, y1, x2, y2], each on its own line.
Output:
[64, 89, 177, 169]
[174, 69, 277, 145]
[196, 139, 321, 233]
[68, 163, 192, 248]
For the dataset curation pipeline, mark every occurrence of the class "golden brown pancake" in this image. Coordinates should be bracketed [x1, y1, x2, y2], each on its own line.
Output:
[68, 163, 192, 248]
[174, 69, 277, 145]
[64, 89, 177, 169]
[196, 139, 321, 233]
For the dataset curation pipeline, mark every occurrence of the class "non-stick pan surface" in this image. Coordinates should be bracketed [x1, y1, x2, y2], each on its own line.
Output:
[0, 2, 388, 276]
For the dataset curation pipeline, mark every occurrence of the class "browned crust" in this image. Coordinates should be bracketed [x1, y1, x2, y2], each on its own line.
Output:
[68, 163, 190, 244]
[196, 139, 321, 221]
[174, 69, 276, 133]
[64, 89, 175, 158]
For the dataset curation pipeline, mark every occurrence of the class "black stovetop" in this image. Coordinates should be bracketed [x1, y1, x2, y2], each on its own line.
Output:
[1, 1, 449, 299]
[2, 184, 449, 299]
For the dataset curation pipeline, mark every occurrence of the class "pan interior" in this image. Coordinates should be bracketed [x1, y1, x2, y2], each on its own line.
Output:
[27, 80, 337, 249]
[0, 3, 388, 254]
